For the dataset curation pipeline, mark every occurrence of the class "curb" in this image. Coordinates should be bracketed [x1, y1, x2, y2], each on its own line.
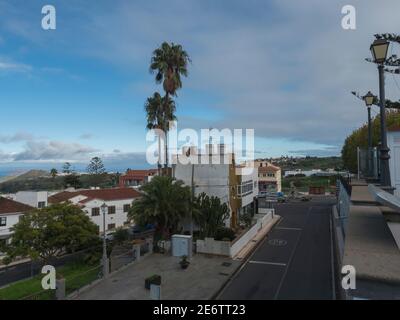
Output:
[210, 215, 281, 300]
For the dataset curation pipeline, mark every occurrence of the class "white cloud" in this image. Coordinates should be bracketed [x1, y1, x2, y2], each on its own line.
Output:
[13, 141, 99, 161]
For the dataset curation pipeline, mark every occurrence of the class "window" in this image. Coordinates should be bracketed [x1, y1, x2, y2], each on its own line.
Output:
[123, 204, 131, 213]
[108, 206, 116, 214]
[38, 201, 46, 209]
[107, 223, 116, 230]
[0, 217, 6, 227]
[91, 208, 100, 216]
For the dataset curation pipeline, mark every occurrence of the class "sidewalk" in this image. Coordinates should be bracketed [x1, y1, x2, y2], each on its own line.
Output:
[233, 214, 281, 260]
[73, 253, 241, 300]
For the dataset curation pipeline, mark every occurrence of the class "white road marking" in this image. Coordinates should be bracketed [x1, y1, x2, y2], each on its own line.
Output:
[248, 261, 287, 267]
[275, 227, 302, 231]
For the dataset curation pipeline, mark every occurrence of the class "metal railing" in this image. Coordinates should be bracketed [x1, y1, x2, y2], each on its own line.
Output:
[357, 147, 379, 179]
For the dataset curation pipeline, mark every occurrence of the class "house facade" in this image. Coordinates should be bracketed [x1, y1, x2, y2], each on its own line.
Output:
[0, 197, 34, 247]
[254, 160, 282, 193]
[119, 169, 158, 188]
[172, 144, 258, 228]
[48, 188, 141, 233]
[388, 125, 400, 198]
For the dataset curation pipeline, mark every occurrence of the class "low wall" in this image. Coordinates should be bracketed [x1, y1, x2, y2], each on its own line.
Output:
[196, 210, 274, 257]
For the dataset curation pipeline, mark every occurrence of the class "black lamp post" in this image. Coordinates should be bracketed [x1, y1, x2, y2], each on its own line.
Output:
[363, 91, 375, 177]
[370, 39, 392, 187]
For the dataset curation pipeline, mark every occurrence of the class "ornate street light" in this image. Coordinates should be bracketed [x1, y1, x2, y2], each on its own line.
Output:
[370, 39, 390, 64]
[370, 38, 392, 188]
[362, 91, 377, 177]
[100, 202, 109, 277]
[363, 91, 375, 107]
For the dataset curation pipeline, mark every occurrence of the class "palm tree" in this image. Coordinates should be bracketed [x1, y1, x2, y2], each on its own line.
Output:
[128, 176, 190, 241]
[145, 92, 176, 175]
[150, 42, 190, 170]
[50, 168, 58, 180]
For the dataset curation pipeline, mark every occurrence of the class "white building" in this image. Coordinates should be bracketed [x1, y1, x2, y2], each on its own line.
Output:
[15, 191, 48, 208]
[48, 188, 141, 233]
[172, 144, 258, 228]
[0, 197, 34, 247]
[388, 125, 400, 197]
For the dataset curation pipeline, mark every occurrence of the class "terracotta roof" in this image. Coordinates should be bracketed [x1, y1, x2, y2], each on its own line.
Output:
[259, 165, 280, 173]
[0, 197, 34, 215]
[123, 169, 158, 178]
[49, 188, 142, 204]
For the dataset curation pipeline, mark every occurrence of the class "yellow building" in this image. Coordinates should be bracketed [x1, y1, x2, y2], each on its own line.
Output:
[255, 160, 282, 193]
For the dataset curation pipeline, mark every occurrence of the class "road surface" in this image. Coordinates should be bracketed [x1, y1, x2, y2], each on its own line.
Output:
[218, 197, 336, 300]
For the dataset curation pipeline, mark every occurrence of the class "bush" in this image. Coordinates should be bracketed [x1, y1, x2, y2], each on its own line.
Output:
[239, 213, 253, 228]
[145, 274, 161, 289]
[214, 227, 236, 241]
[113, 227, 129, 244]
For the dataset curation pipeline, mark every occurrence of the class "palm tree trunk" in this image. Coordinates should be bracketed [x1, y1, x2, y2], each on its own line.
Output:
[164, 92, 169, 175]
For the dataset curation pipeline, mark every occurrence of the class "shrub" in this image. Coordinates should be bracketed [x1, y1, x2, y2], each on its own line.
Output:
[214, 227, 236, 241]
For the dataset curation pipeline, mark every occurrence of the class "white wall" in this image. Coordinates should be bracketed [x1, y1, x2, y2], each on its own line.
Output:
[388, 131, 400, 198]
[16, 191, 48, 208]
[0, 213, 22, 243]
[81, 199, 135, 233]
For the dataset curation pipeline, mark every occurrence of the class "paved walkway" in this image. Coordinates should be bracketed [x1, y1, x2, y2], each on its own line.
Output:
[73, 253, 240, 300]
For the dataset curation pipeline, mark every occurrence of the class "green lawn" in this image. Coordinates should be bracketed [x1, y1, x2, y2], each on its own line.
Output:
[282, 176, 337, 193]
[0, 263, 101, 300]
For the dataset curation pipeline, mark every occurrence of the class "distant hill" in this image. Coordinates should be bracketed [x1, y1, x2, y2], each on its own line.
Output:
[4, 170, 51, 182]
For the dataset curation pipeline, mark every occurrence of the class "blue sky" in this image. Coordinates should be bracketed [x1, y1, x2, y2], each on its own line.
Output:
[0, 0, 400, 172]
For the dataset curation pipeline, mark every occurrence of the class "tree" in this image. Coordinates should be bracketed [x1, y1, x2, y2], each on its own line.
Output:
[150, 42, 191, 170]
[64, 173, 82, 189]
[87, 157, 106, 175]
[341, 110, 400, 172]
[193, 192, 230, 239]
[128, 176, 190, 239]
[87, 157, 106, 187]
[50, 168, 58, 179]
[4, 203, 100, 263]
[62, 162, 72, 174]
[145, 92, 177, 174]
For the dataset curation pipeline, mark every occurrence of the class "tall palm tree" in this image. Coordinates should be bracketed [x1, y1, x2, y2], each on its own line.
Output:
[145, 92, 177, 175]
[128, 176, 190, 241]
[150, 42, 191, 170]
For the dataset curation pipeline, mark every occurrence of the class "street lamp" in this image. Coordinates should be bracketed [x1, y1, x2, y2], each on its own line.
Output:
[100, 202, 109, 277]
[370, 39, 392, 188]
[362, 91, 376, 177]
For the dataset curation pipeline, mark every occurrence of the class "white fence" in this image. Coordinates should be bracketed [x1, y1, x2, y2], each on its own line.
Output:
[196, 210, 274, 257]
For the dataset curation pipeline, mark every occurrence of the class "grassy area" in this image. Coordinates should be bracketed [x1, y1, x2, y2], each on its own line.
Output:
[0, 262, 101, 300]
[282, 175, 337, 193]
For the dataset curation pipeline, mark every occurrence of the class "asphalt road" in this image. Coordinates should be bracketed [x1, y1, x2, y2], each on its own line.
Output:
[218, 197, 336, 300]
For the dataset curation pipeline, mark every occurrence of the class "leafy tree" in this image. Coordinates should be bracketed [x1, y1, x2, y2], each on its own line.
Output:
[128, 176, 190, 239]
[150, 42, 191, 170]
[4, 203, 100, 263]
[87, 157, 106, 187]
[50, 168, 58, 179]
[64, 173, 82, 189]
[341, 110, 400, 172]
[87, 157, 106, 175]
[113, 227, 129, 244]
[62, 162, 72, 174]
[193, 192, 230, 239]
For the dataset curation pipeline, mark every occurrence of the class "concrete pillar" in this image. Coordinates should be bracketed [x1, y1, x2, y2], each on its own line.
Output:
[147, 238, 153, 254]
[56, 278, 66, 300]
[133, 244, 141, 261]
